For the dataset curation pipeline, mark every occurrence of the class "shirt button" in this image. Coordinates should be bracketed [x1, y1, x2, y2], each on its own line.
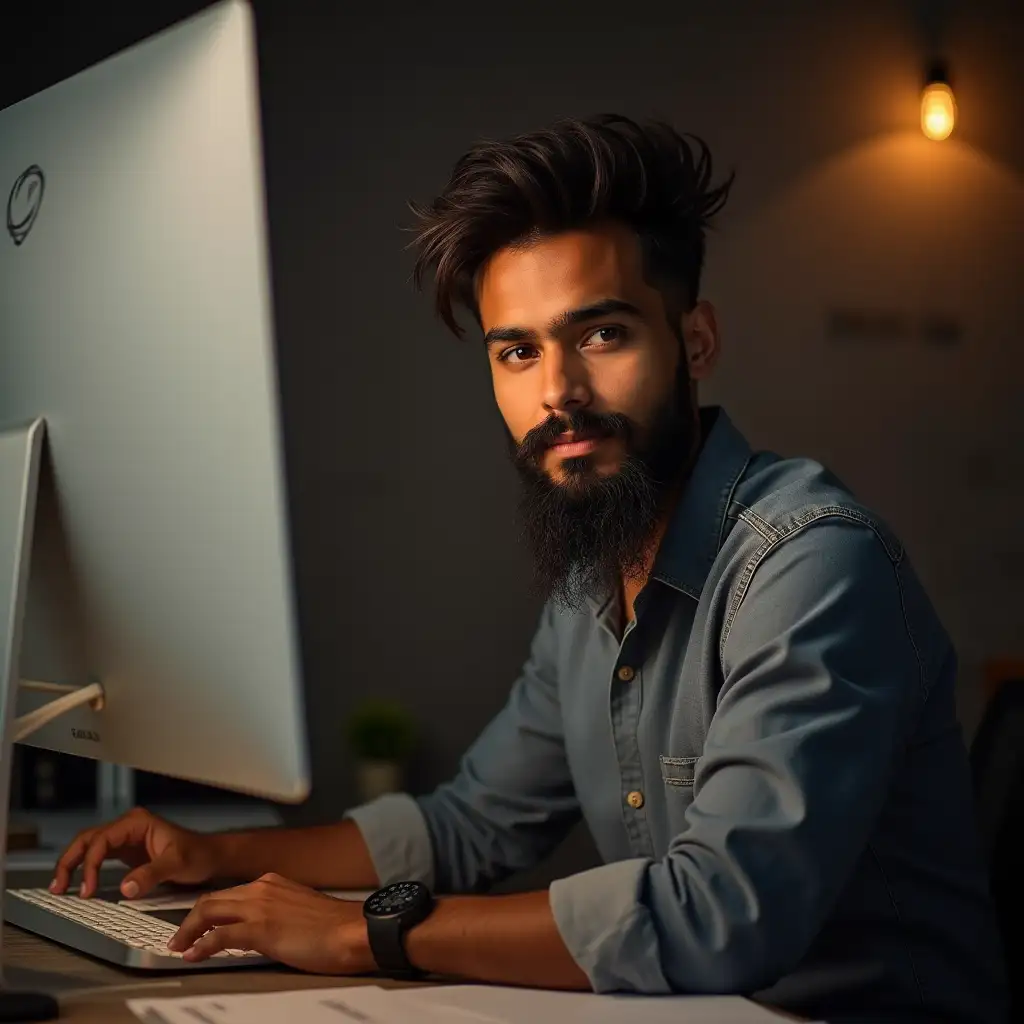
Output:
[617, 665, 635, 682]
[626, 790, 644, 809]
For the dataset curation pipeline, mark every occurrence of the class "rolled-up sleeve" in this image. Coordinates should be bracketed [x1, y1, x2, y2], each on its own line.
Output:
[348, 602, 580, 894]
[344, 792, 436, 888]
[550, 520, 923, 994]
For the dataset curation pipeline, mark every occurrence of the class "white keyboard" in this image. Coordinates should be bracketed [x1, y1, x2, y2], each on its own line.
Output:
[5, 887, 263, 968]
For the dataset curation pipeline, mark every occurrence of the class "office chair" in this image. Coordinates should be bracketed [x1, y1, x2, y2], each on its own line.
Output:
[970, 677, 1024, 1020]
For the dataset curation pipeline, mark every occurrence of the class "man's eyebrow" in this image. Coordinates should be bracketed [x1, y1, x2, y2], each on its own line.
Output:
[482, 298, 646, 348]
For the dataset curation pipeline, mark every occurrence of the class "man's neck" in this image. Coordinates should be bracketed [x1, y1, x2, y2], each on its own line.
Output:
[618, 414, 706, 629]
[619, 510, 673, 631]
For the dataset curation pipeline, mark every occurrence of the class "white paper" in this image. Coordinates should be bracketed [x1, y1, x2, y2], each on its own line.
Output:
[128, 983, 818, 1024]
[322, 987, 503, 1023]
[399, 985, 817, 1024]
[120, 888, 372, 912]
[128, 985, 497, 1024]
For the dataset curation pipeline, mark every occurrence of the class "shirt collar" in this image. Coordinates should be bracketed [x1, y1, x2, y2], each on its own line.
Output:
[649, 405, 753, 601]
[583, 406, 752, 616]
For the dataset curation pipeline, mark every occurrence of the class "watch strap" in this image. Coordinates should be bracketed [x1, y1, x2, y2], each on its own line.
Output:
[365, 911, 422, 979]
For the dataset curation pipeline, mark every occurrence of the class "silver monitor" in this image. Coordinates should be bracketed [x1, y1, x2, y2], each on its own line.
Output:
[0, 0, 310, 815]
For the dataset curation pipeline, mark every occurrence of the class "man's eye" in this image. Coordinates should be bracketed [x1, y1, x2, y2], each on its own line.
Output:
[498, 345, 536, 364]
[588, 326, 625, 344]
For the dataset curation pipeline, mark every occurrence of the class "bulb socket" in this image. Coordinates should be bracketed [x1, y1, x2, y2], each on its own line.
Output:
[925, 59, 951, 88]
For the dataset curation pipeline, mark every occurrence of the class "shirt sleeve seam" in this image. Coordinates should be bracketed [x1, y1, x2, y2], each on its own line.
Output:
[867, 841, 928, 1007]
[720, 509, 904, 665]
[891, 555, 931, 707]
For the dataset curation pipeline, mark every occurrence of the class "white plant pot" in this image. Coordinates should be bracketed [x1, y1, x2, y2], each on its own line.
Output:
[356, 759, 404, 803]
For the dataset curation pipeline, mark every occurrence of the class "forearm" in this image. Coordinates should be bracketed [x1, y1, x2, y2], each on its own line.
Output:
[404, 890, 590, 990]
[210, 819, 380, 890]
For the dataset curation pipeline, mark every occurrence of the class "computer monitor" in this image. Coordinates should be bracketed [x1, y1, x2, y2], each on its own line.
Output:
[0, 0, 310, 823]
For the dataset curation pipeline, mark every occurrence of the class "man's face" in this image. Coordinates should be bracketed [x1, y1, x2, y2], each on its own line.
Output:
[479, 222, 685, 488]
[477, 222, 711, 606]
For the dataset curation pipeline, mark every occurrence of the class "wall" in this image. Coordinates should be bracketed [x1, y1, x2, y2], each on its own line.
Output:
[3, 4, 1021, 882]
[702, 1, 1024, 739]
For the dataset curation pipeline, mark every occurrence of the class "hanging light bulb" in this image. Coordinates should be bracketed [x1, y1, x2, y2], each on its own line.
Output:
[921, 61, 956, 141]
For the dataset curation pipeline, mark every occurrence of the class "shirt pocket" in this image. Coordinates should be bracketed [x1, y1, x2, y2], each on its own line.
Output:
[660, 754, 699, 788]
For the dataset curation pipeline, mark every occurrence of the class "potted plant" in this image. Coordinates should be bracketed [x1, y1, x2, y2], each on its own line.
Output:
[346, 698, 418, 803]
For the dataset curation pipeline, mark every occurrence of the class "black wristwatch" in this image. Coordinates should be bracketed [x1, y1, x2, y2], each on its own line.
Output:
[362, 880, 434, 978]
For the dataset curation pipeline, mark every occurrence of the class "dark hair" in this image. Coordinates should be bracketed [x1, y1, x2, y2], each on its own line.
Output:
[407, 113, 734, 338]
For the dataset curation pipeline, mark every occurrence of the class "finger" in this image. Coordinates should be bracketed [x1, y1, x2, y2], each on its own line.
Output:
[50, 829, 98, 893]
[168, 897, 250, 952]
[79, 823, 138, 896]
[78, 815, 149, 897]
[121, 848, 184, 899]
[182, 923, 256, 962]
[77, 834, 117, 898]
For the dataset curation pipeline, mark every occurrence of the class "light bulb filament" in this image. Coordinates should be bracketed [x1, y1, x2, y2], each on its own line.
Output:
[921, 81, 956, 141]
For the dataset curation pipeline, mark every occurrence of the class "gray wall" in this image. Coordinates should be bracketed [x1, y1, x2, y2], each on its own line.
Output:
[4, 2, 1022, 881]
[259, 0, 1024, 821]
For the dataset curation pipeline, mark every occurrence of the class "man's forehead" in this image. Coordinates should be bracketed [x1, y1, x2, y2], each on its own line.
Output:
[477, 226, 650, 327]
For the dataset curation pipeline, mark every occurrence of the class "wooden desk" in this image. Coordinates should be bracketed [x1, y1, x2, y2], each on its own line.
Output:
[2, 924, 422, 1022]
[3, 923, 805, 1022]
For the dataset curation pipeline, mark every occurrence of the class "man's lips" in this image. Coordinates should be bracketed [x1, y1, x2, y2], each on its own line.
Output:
[548, 431, 607, 456]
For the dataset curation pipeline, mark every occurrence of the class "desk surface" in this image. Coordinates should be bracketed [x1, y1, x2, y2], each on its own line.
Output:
[3, 924, 805, 1023]
[2, 924, 422, 1022]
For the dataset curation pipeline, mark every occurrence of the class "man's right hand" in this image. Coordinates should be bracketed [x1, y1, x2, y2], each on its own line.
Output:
[50, 806, 224, 900]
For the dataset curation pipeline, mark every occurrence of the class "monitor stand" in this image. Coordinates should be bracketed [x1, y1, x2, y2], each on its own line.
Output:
[0, 420, 106, 1022]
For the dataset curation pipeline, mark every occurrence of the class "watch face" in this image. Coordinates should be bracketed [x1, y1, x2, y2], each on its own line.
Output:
[365, 881, 426, 917]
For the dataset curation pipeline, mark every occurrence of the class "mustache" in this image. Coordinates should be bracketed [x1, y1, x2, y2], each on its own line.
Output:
[516, 409, 634, 463]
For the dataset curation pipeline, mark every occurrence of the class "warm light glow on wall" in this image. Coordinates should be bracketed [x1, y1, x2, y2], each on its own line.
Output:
[921, 63, 956, 141]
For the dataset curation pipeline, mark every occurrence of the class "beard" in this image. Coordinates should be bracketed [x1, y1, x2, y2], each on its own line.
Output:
[508, 373, 699, 610]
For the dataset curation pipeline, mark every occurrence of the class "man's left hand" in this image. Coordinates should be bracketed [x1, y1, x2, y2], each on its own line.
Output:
[167, 872, 374, 973]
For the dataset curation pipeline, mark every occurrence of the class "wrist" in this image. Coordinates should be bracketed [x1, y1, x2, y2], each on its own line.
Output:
[335, 911, 375, 974]
[404, 897, 462, 974]
[205, 830, 247, 879]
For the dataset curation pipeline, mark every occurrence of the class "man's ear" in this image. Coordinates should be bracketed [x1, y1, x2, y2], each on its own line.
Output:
[681, 301, 721, 382]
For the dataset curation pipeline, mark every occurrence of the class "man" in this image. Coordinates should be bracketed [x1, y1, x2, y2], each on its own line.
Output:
[53, 115, 1006, 1023]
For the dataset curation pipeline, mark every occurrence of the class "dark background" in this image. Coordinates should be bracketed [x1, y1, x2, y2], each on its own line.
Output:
[3, 1, 1022, 883]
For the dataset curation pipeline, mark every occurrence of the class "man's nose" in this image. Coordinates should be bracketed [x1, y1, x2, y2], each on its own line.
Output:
[541, 345, 590, 414]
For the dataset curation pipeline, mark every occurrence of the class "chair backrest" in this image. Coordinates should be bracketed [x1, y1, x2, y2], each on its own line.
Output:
[970, 678, 1024, 1020]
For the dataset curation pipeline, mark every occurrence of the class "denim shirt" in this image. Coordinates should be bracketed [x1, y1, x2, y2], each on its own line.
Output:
[347, 407, 1007, 1024]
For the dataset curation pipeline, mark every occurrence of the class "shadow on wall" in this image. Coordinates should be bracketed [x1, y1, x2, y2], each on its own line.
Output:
[704, 131, 1024, 738]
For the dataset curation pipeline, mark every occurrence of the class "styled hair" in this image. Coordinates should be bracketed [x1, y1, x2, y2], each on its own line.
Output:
[407, 113, 734, 338]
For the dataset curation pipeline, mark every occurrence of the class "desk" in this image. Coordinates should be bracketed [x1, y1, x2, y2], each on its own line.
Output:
[4, 924, 806, 1023]
[2, 925, 422, 1022]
